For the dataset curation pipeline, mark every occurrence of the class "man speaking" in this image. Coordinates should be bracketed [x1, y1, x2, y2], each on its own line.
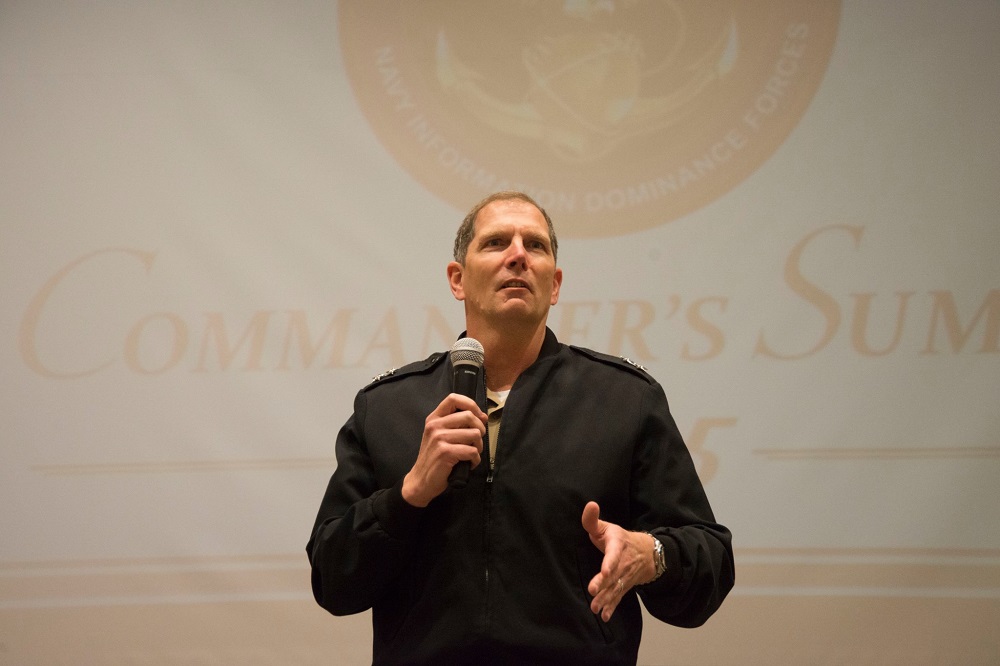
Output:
[307, 191, 734, 664]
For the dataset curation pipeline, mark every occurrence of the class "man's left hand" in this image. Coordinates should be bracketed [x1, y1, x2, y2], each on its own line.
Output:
[581, 501, 657, 622]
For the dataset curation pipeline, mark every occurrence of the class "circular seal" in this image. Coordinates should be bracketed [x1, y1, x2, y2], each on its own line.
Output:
[339, 1, 841, 237]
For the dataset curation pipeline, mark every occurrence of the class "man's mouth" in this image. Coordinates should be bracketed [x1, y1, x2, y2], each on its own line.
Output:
[500, 279, 530, 291]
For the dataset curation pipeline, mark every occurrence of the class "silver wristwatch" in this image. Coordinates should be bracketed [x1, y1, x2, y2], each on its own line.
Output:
[645, 532, 667, 583]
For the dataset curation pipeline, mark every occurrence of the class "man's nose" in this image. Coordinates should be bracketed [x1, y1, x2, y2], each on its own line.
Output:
[506, 240, 527, 269]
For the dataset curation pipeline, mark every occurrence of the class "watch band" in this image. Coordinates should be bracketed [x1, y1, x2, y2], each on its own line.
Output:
[643, 532, 667, 583]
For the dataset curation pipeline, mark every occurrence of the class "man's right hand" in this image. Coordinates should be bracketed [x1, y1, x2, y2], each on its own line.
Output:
[401, 393, 487, 507]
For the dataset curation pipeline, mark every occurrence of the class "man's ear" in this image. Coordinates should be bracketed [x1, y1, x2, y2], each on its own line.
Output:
[550, 267, 563, 306]
[446, 261, 465, 301]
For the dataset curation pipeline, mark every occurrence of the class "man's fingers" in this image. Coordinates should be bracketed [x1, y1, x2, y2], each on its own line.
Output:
[587, 540, 622, 596]
[426, 401, 486, 453]
[447, 436, 483, 464]
[589, 570, 628, 622]
[432, 393, 487, 422]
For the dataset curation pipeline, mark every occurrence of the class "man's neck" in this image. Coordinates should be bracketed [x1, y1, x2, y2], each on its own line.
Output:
[468, 321, 547, 392]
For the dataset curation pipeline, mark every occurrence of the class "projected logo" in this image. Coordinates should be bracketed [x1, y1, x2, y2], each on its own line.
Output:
[339, 2, 840, 237]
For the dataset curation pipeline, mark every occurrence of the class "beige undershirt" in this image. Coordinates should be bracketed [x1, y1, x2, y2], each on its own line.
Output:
[486, 388, 509, 469]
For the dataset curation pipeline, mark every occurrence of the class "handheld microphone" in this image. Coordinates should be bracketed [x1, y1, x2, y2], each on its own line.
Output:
[448, 337, 484, 489]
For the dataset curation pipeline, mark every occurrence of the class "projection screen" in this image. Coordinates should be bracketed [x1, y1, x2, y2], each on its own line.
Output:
[2, 1, 998, 663]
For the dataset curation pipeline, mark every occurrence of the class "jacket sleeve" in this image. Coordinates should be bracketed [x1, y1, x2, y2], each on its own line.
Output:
[631, 381, 735, 628]
[305, 389, 424, 616]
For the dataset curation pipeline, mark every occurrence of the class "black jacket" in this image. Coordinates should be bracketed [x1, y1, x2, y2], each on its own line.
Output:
[307, 329, 734, 665]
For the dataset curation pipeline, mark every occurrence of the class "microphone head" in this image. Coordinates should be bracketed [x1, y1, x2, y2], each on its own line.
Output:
[450, 337, 484, 368]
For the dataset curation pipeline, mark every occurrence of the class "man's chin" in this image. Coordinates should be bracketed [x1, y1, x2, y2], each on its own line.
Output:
[494, 301, 547, 324]
[497, 297, 532, 312]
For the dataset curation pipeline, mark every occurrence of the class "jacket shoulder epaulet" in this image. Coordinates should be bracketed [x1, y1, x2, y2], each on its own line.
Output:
[364, 351, 447, 390]
[568, 345, 655, 383]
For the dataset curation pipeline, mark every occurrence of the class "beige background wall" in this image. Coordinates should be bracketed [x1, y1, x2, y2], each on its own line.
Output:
[2, 1, 998, 663]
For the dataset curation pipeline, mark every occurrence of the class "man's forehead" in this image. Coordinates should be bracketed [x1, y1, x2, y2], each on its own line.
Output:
[474, 200, 548, 234]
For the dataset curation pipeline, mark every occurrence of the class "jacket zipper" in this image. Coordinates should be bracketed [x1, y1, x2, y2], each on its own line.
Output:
[484, 467, 493, 627]
[482, 378, 494, 631]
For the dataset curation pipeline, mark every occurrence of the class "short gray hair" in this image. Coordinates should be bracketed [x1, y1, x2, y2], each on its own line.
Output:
[452, 191, 558, 265]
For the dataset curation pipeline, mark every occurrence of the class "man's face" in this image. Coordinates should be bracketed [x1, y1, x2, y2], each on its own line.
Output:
[448, 199, 562, 331]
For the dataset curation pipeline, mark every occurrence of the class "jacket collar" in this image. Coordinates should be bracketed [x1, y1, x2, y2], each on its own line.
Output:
[456, 326, 561, 365]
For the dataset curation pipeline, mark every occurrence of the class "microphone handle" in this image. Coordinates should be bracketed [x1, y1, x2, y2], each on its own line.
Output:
[448, 363, 481, 489]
